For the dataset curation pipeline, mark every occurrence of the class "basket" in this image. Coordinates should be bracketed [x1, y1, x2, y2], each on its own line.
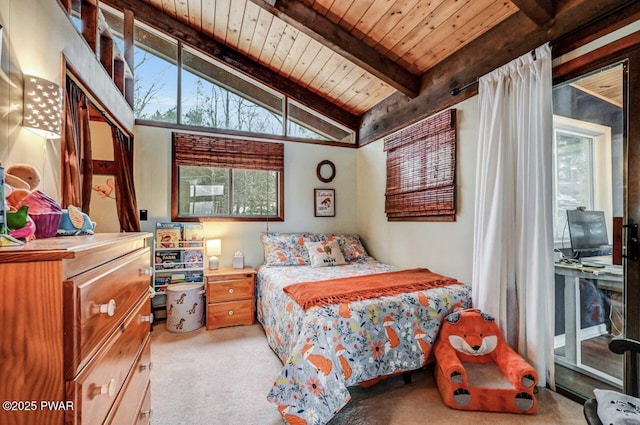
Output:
[31, 212, 62, 239]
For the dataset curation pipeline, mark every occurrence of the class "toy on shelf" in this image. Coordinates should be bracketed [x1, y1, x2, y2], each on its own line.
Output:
[433, 308, 538, 414]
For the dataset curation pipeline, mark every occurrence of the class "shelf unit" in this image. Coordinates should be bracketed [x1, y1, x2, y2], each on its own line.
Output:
[152, 222, 205, 319]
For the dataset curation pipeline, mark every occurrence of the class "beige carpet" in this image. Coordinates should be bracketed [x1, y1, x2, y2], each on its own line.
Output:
[150, 323, 585, 425]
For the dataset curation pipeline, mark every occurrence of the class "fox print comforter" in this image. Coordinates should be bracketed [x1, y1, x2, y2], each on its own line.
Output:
[256, 258, 472, 425]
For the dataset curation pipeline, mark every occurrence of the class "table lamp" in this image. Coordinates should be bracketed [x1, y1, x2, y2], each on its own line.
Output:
[206, 239, 222, 270]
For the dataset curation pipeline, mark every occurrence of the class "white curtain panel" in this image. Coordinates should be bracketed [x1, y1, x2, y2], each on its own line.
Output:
[472, 43, 555, 388]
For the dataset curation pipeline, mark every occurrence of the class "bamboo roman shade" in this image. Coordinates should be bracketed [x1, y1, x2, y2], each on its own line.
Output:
[173, 132, 284, 172]
[384, 109, 456, 221]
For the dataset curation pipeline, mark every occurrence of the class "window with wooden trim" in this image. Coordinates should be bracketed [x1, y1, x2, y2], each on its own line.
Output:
[172, 132, 284, 221]
[384, 109, 456, 221]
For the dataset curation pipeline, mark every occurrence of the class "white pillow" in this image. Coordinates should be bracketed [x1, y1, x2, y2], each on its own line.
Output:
[305, 240, 346, 267]
[595, 389, 640, 425]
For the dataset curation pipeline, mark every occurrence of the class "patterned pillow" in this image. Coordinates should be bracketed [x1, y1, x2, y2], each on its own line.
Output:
[595, 389, 640, 425]
[261, 233, 318, 266]
[317, 234, 370, 262]
[305, 240, 346, 267]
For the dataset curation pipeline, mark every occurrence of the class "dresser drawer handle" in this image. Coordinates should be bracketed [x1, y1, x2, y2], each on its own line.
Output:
[228, 310, 234, 316]
[139, 409, 153, 419]
[93, 378, 117, 398]
[228, 288, 234, 294]
[94, 299, 117, 317]
[139, 313, 154, 324]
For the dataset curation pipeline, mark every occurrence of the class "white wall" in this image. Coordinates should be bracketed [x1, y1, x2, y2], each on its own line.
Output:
[357, 97, 479, 285]
[134, 125, 359, 268]
[0, 0, 133, 202]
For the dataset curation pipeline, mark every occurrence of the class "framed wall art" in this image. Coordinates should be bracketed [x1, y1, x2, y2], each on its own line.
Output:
[314, 188, 335, 217]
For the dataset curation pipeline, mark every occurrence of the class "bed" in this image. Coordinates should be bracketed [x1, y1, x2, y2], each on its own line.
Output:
[256, 233, 472, 425]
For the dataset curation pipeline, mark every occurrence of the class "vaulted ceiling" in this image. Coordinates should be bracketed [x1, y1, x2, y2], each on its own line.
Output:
[103, 0, 639, 144]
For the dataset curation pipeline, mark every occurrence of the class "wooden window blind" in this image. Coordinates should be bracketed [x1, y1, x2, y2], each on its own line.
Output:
[173, 132, 284, 172]
[384, 109, 456, 221]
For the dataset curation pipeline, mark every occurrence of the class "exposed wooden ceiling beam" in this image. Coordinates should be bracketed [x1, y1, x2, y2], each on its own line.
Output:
[101, 0, 360, 130]
[248, 0, 420, 98]
[359, 0, 639, 145]
[511, 0, 555, 25]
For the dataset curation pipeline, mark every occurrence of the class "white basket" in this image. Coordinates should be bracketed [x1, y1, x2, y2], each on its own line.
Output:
[166, 284, 205, 333]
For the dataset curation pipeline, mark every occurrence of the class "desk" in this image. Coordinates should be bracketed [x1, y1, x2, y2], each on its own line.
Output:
[555, 259, 623, 384]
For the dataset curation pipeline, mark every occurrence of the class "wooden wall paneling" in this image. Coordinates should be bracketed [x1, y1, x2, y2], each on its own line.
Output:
[105, 0, 359, 129]
[359, 0, 634, 145]
[325, 66, 366, 100]
[350, 0, 393, 41]
[333, 72, 376, 109]
[347, 78, 394, 114]
[511, 0, 555, 25]
[269, 25, 300, 70]
[318, 59, 357, 94]
[376, 0, 448, 55]
[308, 53, 345, 89]
[237, 2, 262, 56]
[226, 0, 246, 48]
[258, 15, 287, 67]
[296, 46, 334, 88]
[174, 0, 190, 23]
[412, 1, 518, 71]
[201, 0, 216, 35]
[336, 0, 375, 32]
[247, 8, 273, 59]
[278, 31, 312, 78]
[214, 0, 231, 44]
[159, 0, 178, 19]
[285, 38, 323, 83]
[187, 0, 203, 30]
[324, 0, 356, 25]
[363, 0, 422, 49]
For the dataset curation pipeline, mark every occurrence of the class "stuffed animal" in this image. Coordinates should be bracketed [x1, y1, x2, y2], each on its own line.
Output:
[57, 205, 96, 236]
[433, 309, 538, 414]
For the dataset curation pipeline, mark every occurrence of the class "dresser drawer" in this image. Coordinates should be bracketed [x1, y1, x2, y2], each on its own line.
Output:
[206, 299, 254, 329]
[106, 336, 151, 425]
[64, 247, 151, 378]
[206, 277, 253, 302]
[66, 298, 151, 425]
[136, 383, 152, 425]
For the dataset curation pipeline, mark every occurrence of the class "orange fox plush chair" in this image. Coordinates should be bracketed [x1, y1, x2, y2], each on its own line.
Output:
[433, 309, 538, 414]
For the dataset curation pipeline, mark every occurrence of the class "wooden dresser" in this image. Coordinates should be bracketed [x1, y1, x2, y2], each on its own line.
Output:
[0, 233, 153, 425]
[205, 267, 256, 330]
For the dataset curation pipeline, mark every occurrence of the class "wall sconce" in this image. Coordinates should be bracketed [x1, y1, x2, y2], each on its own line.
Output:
[206, 238, 222, 270]
[23, 75, 62, 139]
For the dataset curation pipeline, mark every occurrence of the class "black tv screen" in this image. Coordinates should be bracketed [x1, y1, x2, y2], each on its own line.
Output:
[566, 209, 609, 252]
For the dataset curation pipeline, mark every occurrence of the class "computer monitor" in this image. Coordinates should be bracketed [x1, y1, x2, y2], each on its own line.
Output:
[566, 209, 609, 253]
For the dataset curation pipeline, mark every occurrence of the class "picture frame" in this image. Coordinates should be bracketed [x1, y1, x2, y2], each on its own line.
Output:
[314, 188, 335, 217]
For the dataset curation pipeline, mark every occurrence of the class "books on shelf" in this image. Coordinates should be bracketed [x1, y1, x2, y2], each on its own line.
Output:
[155, 222, 204, 248]
[153, 222, 206, 293]
[155, 222, 183, 248]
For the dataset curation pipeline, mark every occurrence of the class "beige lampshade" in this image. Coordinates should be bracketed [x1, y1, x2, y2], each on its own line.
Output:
[206, 239, 222, 256]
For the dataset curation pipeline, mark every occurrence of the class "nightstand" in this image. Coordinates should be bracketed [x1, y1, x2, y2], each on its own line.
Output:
[205, 266, 256, 330]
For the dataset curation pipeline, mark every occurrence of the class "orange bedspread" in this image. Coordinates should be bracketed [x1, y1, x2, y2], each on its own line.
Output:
[283, 267, 461, 310]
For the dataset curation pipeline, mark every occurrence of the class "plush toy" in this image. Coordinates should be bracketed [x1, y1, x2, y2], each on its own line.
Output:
[433, 309, 538, 414]
[57, 205, 95, 236]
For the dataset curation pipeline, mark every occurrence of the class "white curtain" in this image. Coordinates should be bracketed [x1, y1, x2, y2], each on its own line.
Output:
[472, 43, 555, 388]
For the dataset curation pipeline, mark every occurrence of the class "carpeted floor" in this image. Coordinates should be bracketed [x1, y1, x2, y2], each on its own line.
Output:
[150, 323, 585, 425]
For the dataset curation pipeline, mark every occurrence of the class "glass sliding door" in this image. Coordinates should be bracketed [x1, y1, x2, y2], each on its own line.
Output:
[552, 61, 626, 399]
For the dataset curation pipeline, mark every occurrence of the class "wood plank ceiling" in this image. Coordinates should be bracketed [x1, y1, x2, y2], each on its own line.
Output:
[103, 0, 637, 143]
[112, 0, 518, 114]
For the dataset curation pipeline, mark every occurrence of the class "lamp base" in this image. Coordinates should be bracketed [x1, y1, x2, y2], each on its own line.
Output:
[208, 256, 219, 270]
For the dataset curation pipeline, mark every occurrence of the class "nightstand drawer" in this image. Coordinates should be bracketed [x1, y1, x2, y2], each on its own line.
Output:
[206, 277, 253, 302]
[206, 300, 254, 329]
